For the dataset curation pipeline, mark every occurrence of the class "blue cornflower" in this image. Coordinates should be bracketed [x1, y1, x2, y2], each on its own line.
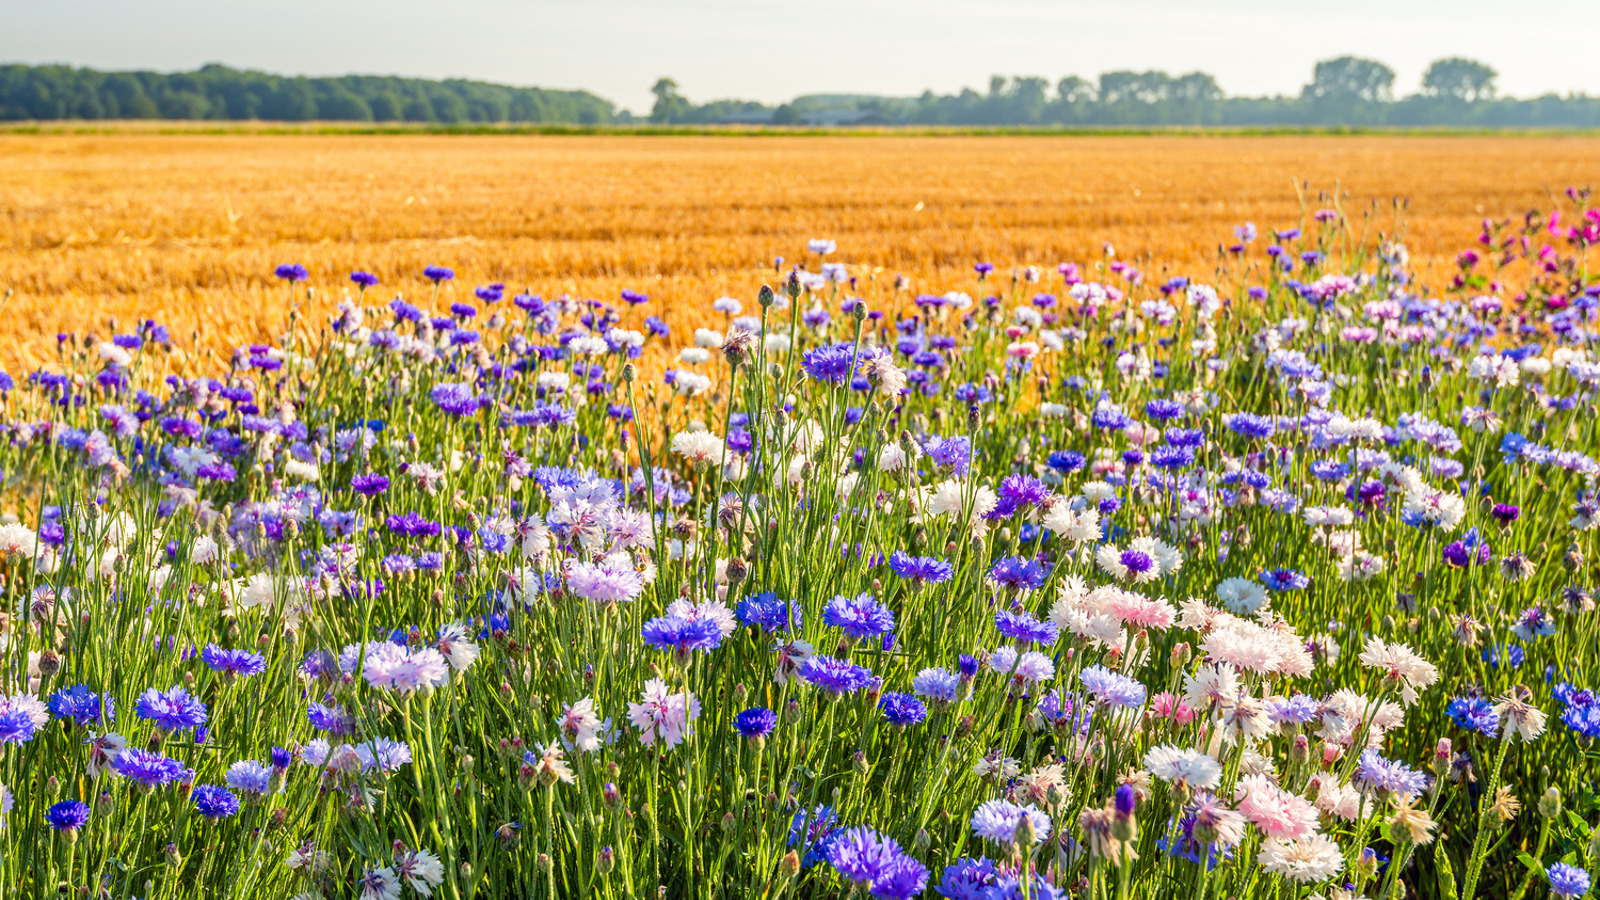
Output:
[736, 592, 797, 632]
[225, 760, 274, 797]
[46, 800, 90, 833]
[1483, 643, 1524, 670]
[988, 557, 1050, 591]
[48, 685, 112, 727]
[801, 343, 861, 384]
[1149, 444, 1194, 470]
[878, 692, 928, 727]
[1079, 665, 1147, 708]
[822, 593, 895, 640]
[0, 710, 36, 746]
[995, 475, 1050, 515]
[307, 702, 358, 736]
[1550, 862, 1593, 899]
[274, 264, 308, 283]
[798, 656, 876, 694]
[887, 551, 953, 586]
[1225, 412, 1275, 439]
[349, 271, 379, 288]
[993, 610, 1058, 646]
[423, 265, 454, 283]
[787, 805, 841, 868]
[1260, 568, 1310, 591]
[1047, 450, 1086, 474]
[134, 686, 208, 734]
[641, 615, 723, 656]
[1445, 696, 1501, 737]
[957, 654, 980, 679]
[201, 644, 267, 677]
[912, 668, 961, 706]
[191, 784, 241, 819]
[734, 707, 777, 740]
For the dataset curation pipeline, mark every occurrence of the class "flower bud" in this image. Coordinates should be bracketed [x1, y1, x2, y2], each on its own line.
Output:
[778, 850, 801, 879]
[1539, 787, 1563, 819]
[598, 847, 615, 875]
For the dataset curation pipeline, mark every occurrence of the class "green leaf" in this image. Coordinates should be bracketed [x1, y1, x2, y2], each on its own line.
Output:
[1517, 851, 1542, 873]
[1434, 845, 1460, 900]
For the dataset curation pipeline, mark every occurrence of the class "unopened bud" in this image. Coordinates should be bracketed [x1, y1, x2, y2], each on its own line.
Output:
[1539, 787, 1563, 819]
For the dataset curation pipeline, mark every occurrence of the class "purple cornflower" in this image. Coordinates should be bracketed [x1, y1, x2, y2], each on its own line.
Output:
[825, 826, 926, 895]
[641, 615, 723, 656]
[350, 473, 390, 496]
[887, 551, 953, 586]
[799, 656, 876, 695]
[994, 475, 1050, 516]
[134, 686, 208, 733]
[565, 560, 644, 603]
[970, 800, 1051, 846]
[878, 692, 928, 727]
[350, 271, 379, 288]
[109, 749, 190, 788]
[1145, 398, 1184, 421]
[423, 265, 455, 283]
[429, 383, 482, 417]
[1079, 665, 1147, 708]
[801, 343, 861, 384]
[993, 610, 1058, 646]
[621, 288, 648, 305]
[822, 593, 896, 640]
[274, 264, 308, 283]
[201, 644, 267, 677]
[386, 512, 440, 538]
[1225, 412, 1275, 439]
[191, 784, 241, 819]
[1491, 503, 1520, 525]
[1354, 749, 1428, 799]
[734, 707, 777, 740]
[46, 800, 90, 833]
[925, 436, 972, 474]
[988, 557, 1050, 591]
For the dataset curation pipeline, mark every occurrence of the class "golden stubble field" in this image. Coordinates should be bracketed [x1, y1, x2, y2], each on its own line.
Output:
[1, 133, 1598, 370]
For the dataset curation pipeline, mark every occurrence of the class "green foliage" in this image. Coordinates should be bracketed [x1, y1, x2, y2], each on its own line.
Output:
[0, 63, 617, 125]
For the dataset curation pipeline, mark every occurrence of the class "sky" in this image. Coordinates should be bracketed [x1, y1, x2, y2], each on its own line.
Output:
[3, 0, 1596, 113]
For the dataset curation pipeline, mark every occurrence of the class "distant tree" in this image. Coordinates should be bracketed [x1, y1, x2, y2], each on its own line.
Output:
[650, 78, 691, 124]
[1422, 58, 1497, 102]
[1305, 56, 1395, 104]
[318, 89, 373, 121]
[1055, 76, 1095, 104]
[771, 103, 796, 125]
[1303, 56, 1395, 123]
[369, 93, 402, 121]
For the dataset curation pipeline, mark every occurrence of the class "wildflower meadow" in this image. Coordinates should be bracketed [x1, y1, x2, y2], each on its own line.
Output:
[0, 190, 1598, 900]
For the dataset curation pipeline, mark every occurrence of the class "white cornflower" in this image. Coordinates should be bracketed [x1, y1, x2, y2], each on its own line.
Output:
[1142, 745, 1222, 790]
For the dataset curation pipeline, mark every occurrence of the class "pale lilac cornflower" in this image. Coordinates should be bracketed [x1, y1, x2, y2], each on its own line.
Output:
[627, 679, 700, 749]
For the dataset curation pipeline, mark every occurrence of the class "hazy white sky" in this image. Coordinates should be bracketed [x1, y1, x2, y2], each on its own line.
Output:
[4, 0, 1596, 112]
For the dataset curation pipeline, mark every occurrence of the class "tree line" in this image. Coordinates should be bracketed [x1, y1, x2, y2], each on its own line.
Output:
[0, 63, 617, 124]
[0, 57, 1594, 127]
[652, 57, 1600, 128]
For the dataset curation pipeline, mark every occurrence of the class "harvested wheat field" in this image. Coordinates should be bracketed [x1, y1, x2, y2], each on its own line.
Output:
[1, 133, 1597, 368]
